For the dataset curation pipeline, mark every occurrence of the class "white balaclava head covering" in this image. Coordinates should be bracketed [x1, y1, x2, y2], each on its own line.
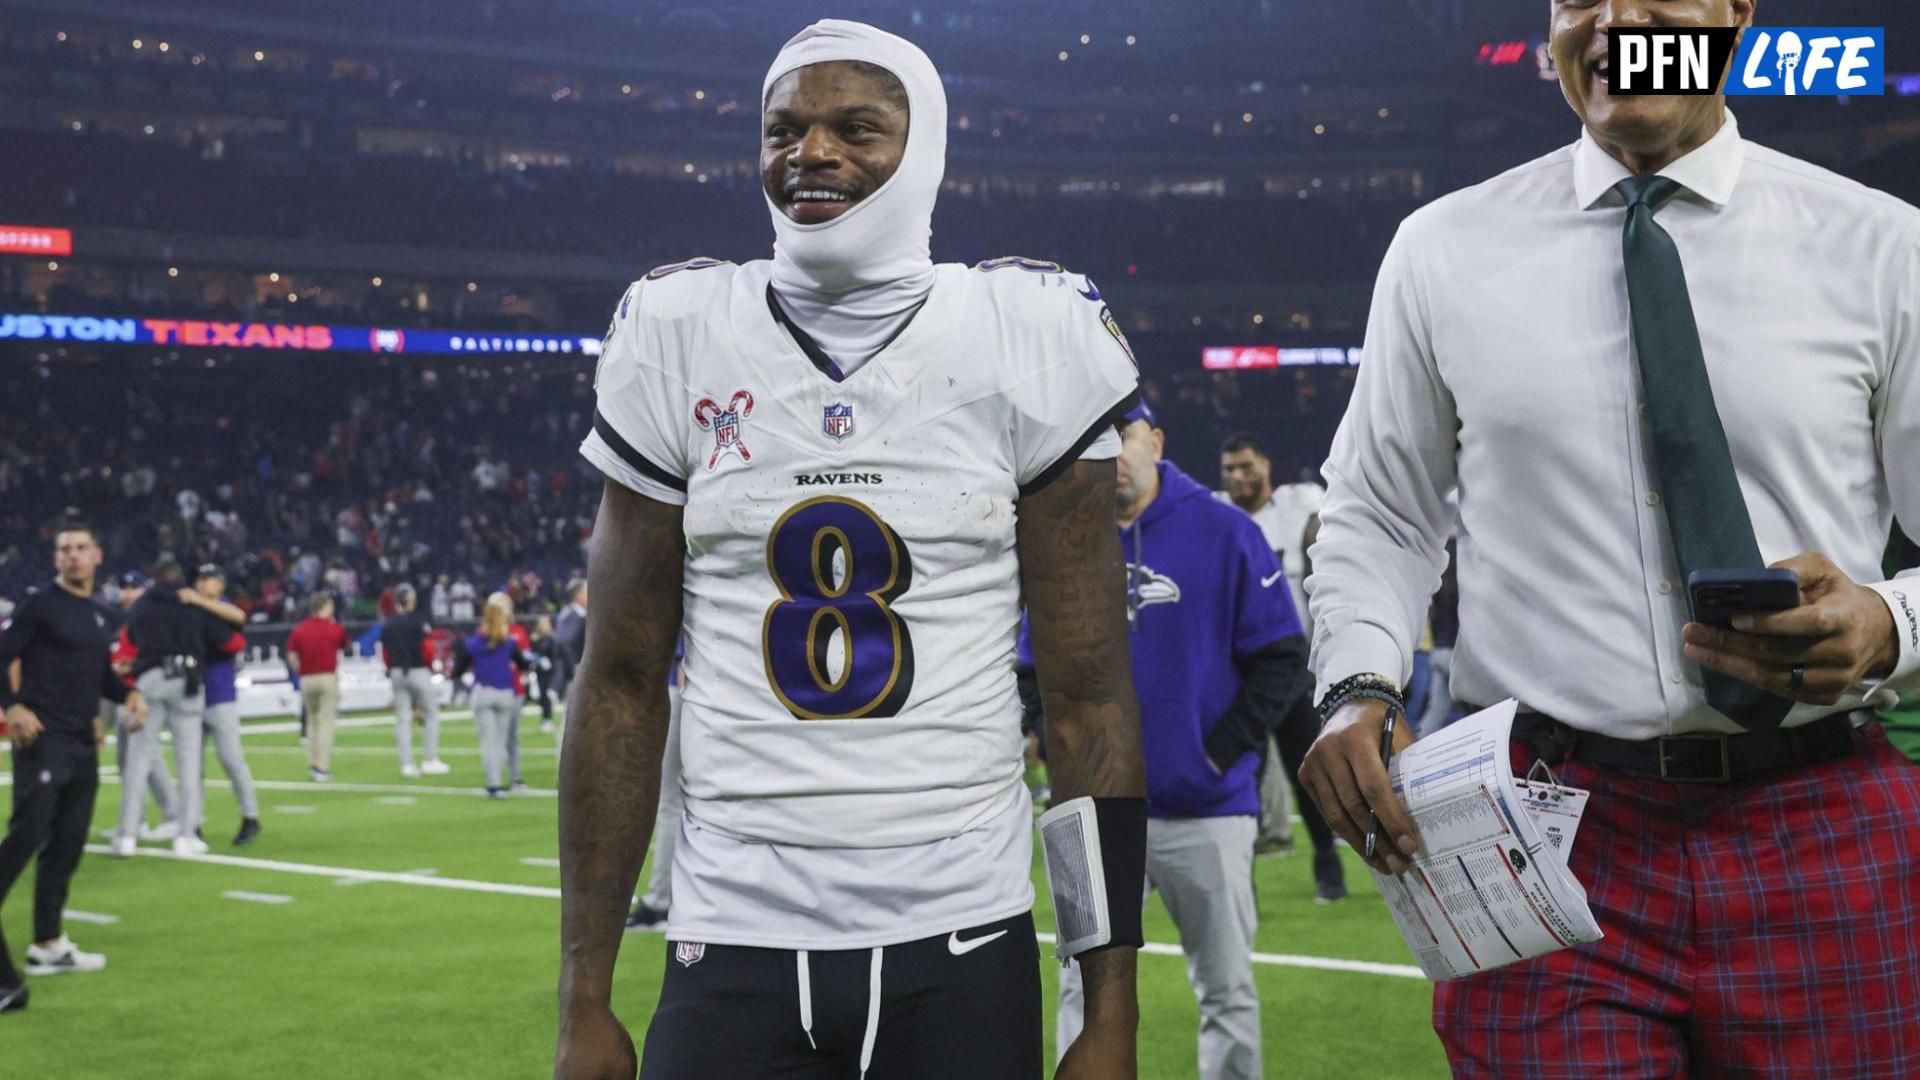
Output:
[762, 20, 946, 366]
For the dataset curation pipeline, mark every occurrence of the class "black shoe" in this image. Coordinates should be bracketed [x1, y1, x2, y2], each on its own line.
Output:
[1313, 848, 1348, 905]
[0, 982, 28, 1014]
[486, 788, 508, 801]
[233, 818, 261, 847]
[624, 903, 668, 933]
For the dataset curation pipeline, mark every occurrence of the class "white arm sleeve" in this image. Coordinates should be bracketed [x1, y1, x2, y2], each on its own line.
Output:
[1307, 219, 1460, 691]
[1866, 224, 1920, 695]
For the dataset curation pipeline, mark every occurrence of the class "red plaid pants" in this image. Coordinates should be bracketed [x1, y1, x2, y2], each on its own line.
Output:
[1434, 723, 1920, 1079]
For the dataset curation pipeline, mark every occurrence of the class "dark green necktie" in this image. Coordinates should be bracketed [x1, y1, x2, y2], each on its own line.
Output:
[1617, 175, 1790, 730]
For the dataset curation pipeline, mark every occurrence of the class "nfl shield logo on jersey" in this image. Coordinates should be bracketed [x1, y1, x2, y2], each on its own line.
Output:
[674, 941, 706, 968]
[822, 402, 854, 442]
[694, 390, 755, 470]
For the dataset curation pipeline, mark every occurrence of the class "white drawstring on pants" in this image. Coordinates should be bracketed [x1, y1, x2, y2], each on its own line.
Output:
[796, 950, 818, 1050]
[859, 947, 884, 1078]
[794, 946, 885, 1076]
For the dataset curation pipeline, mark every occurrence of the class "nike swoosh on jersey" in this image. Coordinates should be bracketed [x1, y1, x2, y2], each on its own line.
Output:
[1077, 279, 1101, 301]
[1261, 570, 1287, 588]
[947, 929, 1009, 956]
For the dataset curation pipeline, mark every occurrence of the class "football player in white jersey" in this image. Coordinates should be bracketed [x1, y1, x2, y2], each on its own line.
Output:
[555, 21, 1148, 1080]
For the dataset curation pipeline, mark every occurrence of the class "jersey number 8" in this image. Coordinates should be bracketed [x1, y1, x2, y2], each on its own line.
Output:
[762, 497, 915, 720]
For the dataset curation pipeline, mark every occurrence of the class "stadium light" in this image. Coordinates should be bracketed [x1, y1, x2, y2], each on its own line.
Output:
[1242, 112, 1254, 123]
[1058, 51, 1068, 62]
[1080, 34, 1091, 45]
[1169, 113, 1179, 123]
[55, 31, 67, 42]
[1314, 123, 1327, 134]
[158, 42, 170, 52]
[1253, 313, 1265, 325]
[1379, 107, 1391, 118]
[466, 282, 478, 292]
[371, 277, 383, 287]
[47, 261, 58, 271]
[167, 267, 179, 277]
[131, 39, 143, 49]
[621, 84, 632, 95]
[254, 50, 265, 61]
[694, 90, 706, 101]
[269, 272, 280, 282]
[1126, 35, 1137, 46]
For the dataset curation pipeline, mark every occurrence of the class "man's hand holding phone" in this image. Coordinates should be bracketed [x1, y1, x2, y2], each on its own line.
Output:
[1682, 552, 1901, 705]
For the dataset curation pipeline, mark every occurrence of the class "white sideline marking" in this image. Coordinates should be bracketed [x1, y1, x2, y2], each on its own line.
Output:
[90, 775, 561, 799]
[241, 747, 558, 757]
[337, 867, 436, 888]
[79, 846, 1425, 979]
[65, 910, 120, 925]
[519, 857, 561, 868]
[222, 890, 294, 905]
[275, 805, 316, 815]
[85, 845, 564, 899]
[373, 796, 418, 806]
[238, 710, 479, 737]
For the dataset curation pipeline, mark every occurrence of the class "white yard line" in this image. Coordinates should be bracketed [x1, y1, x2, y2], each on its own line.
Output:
[222, 890, 294, 905]
[275, 805, 316, 815]
[81, 846, 1426, 979]
[65, 910, 120, 925]
[237, 710, 479, 737]
[518, 857, 562, 868]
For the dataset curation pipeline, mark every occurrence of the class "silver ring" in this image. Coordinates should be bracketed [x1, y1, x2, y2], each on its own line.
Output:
[1787, 664, 1807, 694]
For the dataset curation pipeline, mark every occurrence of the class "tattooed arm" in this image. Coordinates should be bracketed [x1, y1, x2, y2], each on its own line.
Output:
[555, 479, 685, 1080]
[1016, 457, 1146, 1079]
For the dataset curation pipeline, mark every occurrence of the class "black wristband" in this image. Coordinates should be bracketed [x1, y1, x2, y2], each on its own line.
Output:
[1082, 796, 1147, 954]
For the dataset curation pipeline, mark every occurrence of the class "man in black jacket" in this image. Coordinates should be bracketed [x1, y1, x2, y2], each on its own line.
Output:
[116, 561, 233, 857]
[381, 583, 446, 779]
[0, 523, 148, 1010]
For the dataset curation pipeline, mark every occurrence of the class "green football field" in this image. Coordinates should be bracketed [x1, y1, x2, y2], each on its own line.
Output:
[2, 707, 1449, 1079]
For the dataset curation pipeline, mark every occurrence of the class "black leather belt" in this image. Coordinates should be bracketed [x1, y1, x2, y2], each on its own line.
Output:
[1510, 710, 1862, 784]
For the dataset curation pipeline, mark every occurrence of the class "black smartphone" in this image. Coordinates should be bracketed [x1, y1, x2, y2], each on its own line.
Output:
[1686, 568, 1801, 628]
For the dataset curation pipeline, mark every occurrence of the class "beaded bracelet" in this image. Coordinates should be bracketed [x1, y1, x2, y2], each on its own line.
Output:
[1317, 672, 1406, 727]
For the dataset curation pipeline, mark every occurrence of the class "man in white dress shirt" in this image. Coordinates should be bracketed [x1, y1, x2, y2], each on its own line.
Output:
[1300, 2, 1920, 1077]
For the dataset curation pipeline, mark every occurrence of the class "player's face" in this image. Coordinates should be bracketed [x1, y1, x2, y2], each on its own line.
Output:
[1113, 420, 1165, 514]
[1550, 0, 1751, 164]
[762, 62, 909, 226]
[1219, 450, 1270, 503]
[197, 576, 226, 600]
[53, 530, 102, 586]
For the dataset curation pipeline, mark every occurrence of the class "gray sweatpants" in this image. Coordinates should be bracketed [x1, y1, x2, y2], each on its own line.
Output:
[121, 669, 205, 840]
[470, 686, 518, 791]
[1257, 738, 1294, 845]
[1057, 815, 1261, 1080]
[507, 697, 523, 784]
[390, 667, 441, 767]
[638, 683, 684, 911]
[203, 701, 260, 820]
[110, 698, 178, 827]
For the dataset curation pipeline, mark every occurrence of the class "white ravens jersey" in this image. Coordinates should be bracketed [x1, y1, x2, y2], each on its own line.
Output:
[580, 256, 1138, 948]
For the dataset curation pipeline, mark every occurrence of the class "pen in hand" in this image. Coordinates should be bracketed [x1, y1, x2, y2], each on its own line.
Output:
[1364, 704, 1399, 862]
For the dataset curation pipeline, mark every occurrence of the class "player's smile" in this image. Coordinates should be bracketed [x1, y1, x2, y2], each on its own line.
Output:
[780, 180, 864, 225]
[762, 60, 909, 226]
